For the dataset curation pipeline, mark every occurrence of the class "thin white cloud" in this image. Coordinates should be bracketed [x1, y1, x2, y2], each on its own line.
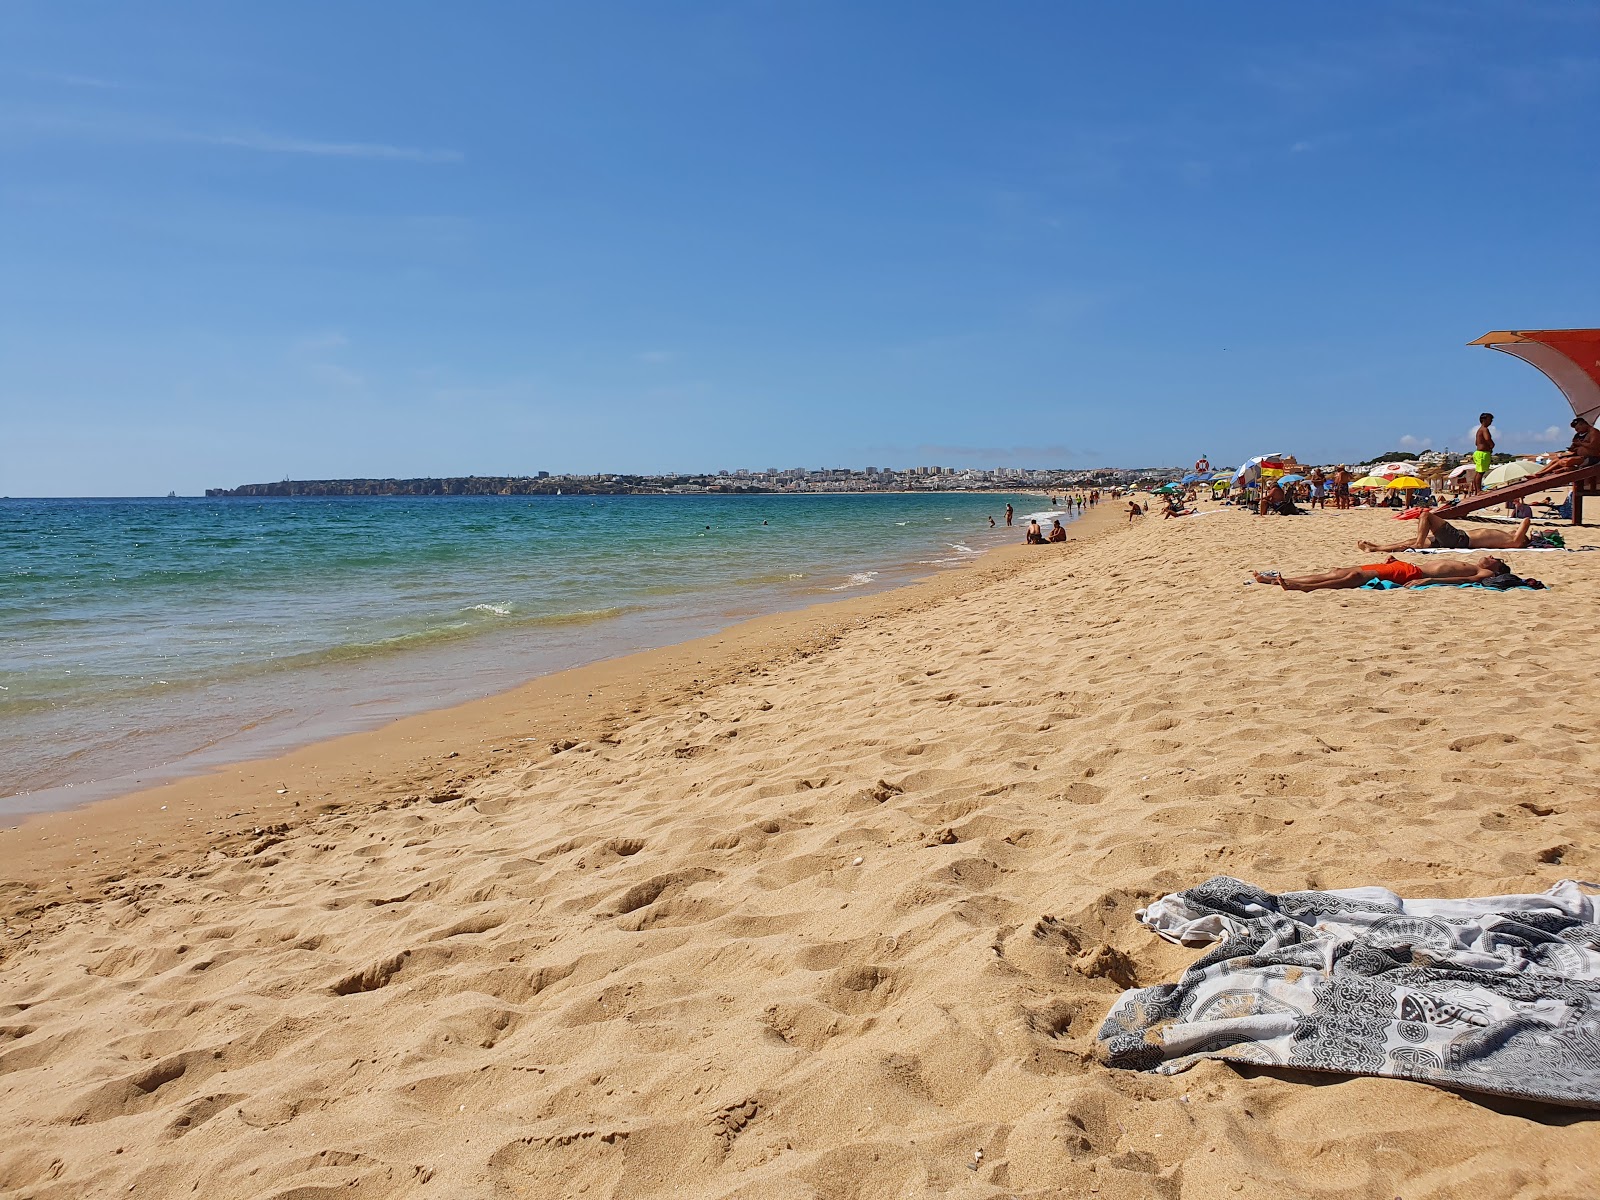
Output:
[192, 131, 462, 163]
[28, 71, 123, 90]
[0, 110, 461, 163]
[1397, 434, 1432, 450]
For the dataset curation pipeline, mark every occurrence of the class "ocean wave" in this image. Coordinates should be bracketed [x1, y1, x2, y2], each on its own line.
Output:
[948, 543, 975, 554]
[463, 603, 512, 616]
[828, 571, 879, 591]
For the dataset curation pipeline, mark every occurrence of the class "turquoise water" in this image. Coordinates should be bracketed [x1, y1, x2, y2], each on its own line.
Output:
[1, 493, 1069, 815]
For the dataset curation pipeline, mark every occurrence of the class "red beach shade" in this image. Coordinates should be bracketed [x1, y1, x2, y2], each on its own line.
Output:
[1471, 329, 1600, 426]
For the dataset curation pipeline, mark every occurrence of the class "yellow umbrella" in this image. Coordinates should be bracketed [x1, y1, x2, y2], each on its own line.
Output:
[1384, 475, 1428, 489]
[1350, 475, 1390, 488]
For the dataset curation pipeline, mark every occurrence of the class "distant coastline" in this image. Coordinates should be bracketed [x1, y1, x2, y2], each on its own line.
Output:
[205, 467, 1179, 498]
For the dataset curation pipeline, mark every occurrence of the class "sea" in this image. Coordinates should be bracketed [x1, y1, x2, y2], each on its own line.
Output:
[1, 492, 1076, 819]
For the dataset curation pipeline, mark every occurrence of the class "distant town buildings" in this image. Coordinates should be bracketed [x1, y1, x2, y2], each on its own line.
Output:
[206, 464, 1182, 498]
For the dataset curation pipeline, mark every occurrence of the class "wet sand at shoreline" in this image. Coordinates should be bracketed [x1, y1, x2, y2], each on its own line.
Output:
[2, 500, 1596, 1199]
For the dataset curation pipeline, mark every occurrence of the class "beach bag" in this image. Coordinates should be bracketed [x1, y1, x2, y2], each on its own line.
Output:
[1480, 572, 1546, 591]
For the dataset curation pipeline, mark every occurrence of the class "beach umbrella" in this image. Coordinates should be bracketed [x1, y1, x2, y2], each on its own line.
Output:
[1447, 462, 1475, 478]
[1350, 475, 1390, 488]
[1372, 461, 1421, 477]
[1482, 460, 1544, 489]
[1471, 329, 1600, 427]
[1154, 482, 1183, 494]
[1276, 474, 1306, 486]
[1180, 472, 1206, 485]
[1231, 454, 1287, 487]
[1383, 475, 1429, 489]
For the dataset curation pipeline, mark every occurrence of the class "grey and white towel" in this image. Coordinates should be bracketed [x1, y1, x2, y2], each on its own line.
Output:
[1097, 876, 1600, 1107]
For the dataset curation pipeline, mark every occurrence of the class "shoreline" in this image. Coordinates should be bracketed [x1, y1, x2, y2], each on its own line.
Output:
[4, 490, 1066, 822]
[0, 501, 1123, 921]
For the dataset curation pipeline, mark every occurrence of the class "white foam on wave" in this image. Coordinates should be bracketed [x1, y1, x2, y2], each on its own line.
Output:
[464, 603, 512, 616]
[948, 543, 975, 554]
[828, 571, 879, 591]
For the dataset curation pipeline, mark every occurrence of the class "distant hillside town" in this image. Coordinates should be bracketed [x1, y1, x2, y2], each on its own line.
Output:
[204, 464, 1185, 497]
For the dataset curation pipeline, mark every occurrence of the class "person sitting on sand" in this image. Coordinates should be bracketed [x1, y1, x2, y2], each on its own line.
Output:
[1253, 554, 1509, 592]
[1357, 514, 1532, 554]
[1048, 519, 1066, 543]
[1534, 417, 1600, 476]
[1127, 500, 1144, 522]
[1162, 496, 1188, 519]
[1025, 518, 1044, 544]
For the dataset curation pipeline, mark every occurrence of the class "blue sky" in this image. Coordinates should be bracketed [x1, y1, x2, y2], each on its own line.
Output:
[3, 2, 1598, 495]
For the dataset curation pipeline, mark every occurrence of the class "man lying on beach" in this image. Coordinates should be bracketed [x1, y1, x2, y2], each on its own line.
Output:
[1357, 514, 1531, 553]
[1253, 555, 1508, 591]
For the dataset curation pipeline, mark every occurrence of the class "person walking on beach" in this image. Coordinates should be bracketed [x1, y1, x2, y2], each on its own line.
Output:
[1470, 413, 1495, 495]
[1005, 503, 1014, 527]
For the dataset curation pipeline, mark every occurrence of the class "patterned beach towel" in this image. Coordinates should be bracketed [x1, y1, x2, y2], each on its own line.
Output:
[1097, 876, 1600, 1108]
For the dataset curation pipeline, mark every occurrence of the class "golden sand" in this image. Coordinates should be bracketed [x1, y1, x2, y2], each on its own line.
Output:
[2, 502, 1597, 1198]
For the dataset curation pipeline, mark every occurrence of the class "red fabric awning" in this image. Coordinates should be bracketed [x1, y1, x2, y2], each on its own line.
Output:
[1471, 329, 1600, 426]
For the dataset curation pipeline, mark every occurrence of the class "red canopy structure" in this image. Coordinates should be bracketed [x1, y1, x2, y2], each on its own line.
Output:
[1470, 328, 1600, 426]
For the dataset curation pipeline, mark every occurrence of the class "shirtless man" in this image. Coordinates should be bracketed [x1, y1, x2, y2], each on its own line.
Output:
[1357, 513, 1531, 553]
[1253, 555, 1508, 592]
[1469, 412, 1495, 496]
[1535, 416, 1600, 476]
[1332, 464, 1351, 510]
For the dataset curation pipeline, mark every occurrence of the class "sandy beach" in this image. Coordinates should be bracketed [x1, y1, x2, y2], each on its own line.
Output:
[3, 501, 1597, 1199]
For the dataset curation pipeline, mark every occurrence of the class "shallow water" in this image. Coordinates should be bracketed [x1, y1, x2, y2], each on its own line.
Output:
[1, 492, 1075, 816]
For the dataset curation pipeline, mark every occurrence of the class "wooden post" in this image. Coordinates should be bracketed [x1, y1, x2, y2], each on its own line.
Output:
[1575, 477, 1585, 526]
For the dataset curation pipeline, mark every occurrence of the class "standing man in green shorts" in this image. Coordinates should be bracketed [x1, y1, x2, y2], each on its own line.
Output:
[1470, 412, 1495, 496]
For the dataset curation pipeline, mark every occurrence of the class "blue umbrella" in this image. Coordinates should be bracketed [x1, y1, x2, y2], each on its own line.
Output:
[1276, 473, 1306, 486]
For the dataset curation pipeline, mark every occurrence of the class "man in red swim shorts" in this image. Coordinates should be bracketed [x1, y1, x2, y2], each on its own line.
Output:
[1252, 555, 1508, 592]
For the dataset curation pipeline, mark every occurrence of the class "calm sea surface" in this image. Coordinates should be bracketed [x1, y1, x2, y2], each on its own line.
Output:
[1, 493, 1073, 817]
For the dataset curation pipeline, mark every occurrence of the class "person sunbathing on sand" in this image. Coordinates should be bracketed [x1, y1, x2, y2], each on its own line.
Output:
[1357, 514, 1531, 553]
[1253, 555, 1508, 591]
